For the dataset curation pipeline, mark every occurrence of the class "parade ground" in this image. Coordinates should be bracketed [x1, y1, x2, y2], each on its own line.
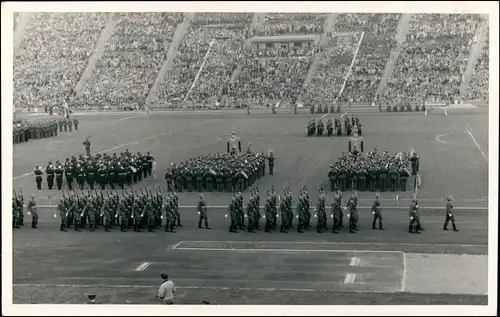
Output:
[11, 107, 490, 305]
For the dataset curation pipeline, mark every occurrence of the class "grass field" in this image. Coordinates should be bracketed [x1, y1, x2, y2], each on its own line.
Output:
[10, 107, 490, 305]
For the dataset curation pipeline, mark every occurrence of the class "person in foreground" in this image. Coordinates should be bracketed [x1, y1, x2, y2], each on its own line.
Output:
[157, 272, 176, 305]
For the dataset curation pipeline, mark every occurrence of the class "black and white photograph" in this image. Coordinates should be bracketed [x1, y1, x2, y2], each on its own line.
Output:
[2, 1, 498, 315]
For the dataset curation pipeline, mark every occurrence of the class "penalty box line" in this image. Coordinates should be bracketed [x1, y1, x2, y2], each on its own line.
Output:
[173, 247, 402, 254]
[11, 283, 401, 294]
[173, 241, 488, 249]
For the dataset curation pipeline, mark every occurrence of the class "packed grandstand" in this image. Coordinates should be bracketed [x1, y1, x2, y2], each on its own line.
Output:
[13, 12, 489, 111]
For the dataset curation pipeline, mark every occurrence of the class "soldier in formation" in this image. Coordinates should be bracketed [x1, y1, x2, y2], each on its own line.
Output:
[328, 148, 415, 192]
[27, 195, 39, 229]
[35, 186, 455, 235]
[164, 152, 269, 194]
[444, 196, 459, 232]
[33, 151, 155, 191]
[307, 115, 362, 137]
[13, 119, 59, 144]
[53, 186, 181, 233]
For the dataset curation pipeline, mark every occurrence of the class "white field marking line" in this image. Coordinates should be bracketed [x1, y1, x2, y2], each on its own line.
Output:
[119, 116, 137, 121]
[467, 129, 488, 163]
[435, 132, 476, 147]
[141, 262, 398, 269]
[31, 205, 489, 210]
[43, 138, 75, 150]
[13, 121, 212, 180]
[12, 283, 401, 294]
[134, 262, 151, 272]
[28, 196, 486, 202]
[174, 247, 402, 254]
[336, 31, 365, 102]
[179, 241, 488, 248]
[344, 273, 356, 284]
[340, 112, 348, 118]
[184, 38, 216, 102]
[171, 241, 184, 250]
[401, 252, 407, 292]
[349, 257, 360, 266]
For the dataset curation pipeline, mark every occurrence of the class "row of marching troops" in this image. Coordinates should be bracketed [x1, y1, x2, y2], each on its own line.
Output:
[306, 115, 362, 137]
[13, 117, 79, 144]
[12, 186, 40, 229]
[13, 189, 459, 234]
[33, 151, 155, 191]
[224, 185, 363, 234]
[164, 152, 274, 193]
[54, 187, 183, 232]
[328, 149, 420, 192]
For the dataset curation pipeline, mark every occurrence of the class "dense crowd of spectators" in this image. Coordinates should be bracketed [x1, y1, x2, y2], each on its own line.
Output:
[381, 14, 483, 105]
[466, 34, 489, 101]
[191, 13, 253, 26]
[13, 12, 489, 110]
[406, 14, 480, 42]
[230, 53, 312, 104]
[76, 13, 183, 108]
[302, 33, 361, 106]
[247, 45, 318, 58]
[339, 14, 399, 104]
[253, 13, 326, 36]
[14, 13, 108, 109]
[155, 23, 247, 108]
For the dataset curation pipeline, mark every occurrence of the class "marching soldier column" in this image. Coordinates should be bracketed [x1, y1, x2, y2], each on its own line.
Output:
[13, 185, 461, 235]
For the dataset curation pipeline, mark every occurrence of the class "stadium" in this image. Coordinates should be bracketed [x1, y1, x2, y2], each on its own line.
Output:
[8, 8, 492, 308]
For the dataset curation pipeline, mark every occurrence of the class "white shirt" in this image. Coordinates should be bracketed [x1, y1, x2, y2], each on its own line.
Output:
[157, 280, 176, 304]
[152, 160, 157, 179]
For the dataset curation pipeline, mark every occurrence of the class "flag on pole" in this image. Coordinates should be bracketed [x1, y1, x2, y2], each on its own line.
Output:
[63, 100, 69, 117]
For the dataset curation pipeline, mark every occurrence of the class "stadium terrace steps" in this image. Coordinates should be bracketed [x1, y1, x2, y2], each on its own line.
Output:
[302, 14, 338, 90]
[146, 13, 194, 104]
[229, 13, 263, 85]
[459, 17, 489, 99]
[74, 13, 119, 98]
[13, 13, 33, 55]
[375, 13, 412, 99]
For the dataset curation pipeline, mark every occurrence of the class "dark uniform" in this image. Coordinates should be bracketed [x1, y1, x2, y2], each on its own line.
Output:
[46, 162, 55, 190]
[27, 197, 39, 229]
[348, 196, 359, 234]
[34, 165, 44, 190]
[399, 165, 410, 191]
[76, 165, 86, 190]
[408, 201, 421, 234]
[197, 195, 210, 229]
[12, 198, 21, 228]
[55, 163, 64, 190]
[98, 165, 107, 190]
[268, 152, 275, 175]
[228, 199, 238, 233]
[372, 195, 384, 230]
[443, 197, 459, 231]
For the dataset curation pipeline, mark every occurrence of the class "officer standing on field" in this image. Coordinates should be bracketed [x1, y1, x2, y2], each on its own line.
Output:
[34, 165, 44, 190]
[197, 194, 210, 229]
[408, 199, 421, 234]
[444, 196, 459, 232]
[46, 161, 55, 190]
[371, 193, 385, 230]
[27, 195, 39, 229]
[55, 161, 64, 190]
